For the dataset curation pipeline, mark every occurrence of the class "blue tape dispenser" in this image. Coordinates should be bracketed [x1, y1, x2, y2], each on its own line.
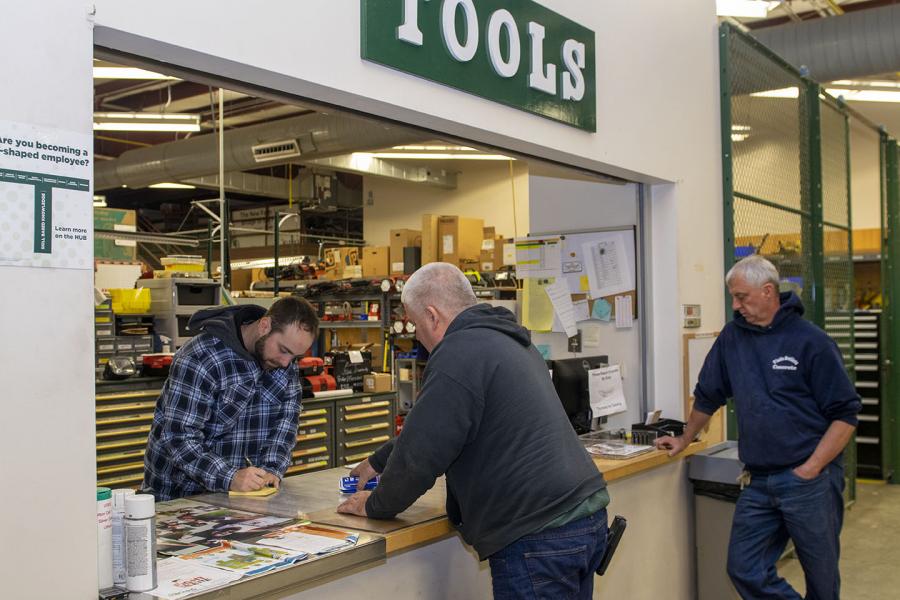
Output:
[339, 475, 378, 493]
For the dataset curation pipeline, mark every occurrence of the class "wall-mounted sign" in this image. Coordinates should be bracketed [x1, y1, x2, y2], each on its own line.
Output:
[0, 120, 93, 270]
[361, 0, 596, 132]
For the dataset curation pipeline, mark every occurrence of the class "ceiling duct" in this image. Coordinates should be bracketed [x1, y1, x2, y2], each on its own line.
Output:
[94, 113, 424, 191]
[751, 3, 900, 82]
[251, 139, 303, 163]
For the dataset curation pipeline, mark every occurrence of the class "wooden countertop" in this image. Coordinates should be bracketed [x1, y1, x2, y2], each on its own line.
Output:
[379, 440, 709, 553]
[595, 440, 709, 483]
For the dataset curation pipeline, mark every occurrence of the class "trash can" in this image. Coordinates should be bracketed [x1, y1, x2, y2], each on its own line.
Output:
[689, 441, 744, 600]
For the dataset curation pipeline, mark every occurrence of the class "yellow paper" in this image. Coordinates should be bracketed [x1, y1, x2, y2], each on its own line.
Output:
[229, 486, 278, 497]
[580, 275, 590, 292]
[522, 278, 555, 332]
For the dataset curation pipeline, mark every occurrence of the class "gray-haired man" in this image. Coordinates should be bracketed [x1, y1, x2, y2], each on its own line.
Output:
[657, 255, 860, 599]
[338, 262, 610, 599]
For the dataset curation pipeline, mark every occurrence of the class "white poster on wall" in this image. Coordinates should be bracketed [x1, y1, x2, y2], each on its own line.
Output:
[0, 120, 93, 270]
[588, 364, 628, 418]
[582, 233, 633, 298]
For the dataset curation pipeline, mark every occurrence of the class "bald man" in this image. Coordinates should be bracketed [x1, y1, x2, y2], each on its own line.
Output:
[338, 263, 610, 599]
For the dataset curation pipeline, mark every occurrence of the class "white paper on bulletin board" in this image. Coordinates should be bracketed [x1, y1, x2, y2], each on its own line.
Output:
[529, 228, 636, 297]
[687, 333, 718, 398]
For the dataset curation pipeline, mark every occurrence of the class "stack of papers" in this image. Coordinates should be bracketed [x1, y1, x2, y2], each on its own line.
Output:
[255, 524, 360, 555]
[176, 540, 307, 577]
[587, 441, 654, 459]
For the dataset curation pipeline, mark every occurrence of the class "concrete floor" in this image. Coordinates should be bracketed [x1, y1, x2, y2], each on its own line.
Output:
[778, 481, 900, 599]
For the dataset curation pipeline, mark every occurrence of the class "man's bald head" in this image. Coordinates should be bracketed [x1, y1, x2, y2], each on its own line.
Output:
[400, 263, 477, 351]
[401, 262, 477, 319]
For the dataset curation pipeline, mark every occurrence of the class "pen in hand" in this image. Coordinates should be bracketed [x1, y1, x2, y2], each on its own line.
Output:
[244, 455, 254, 468]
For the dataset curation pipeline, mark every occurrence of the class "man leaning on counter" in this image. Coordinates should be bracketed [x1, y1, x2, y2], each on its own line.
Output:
[338, 262, 610, 599]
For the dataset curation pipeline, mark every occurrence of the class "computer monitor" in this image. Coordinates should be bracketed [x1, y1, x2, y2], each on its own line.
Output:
[550, 355, 608, 434]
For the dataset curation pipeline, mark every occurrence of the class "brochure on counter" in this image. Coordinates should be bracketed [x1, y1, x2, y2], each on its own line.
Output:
[154, 500, 301, 556]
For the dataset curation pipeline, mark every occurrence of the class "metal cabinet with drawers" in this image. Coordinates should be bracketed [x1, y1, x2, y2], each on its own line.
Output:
[335, 394, 396, 467]
[95, 377, 166, 489]
[286, 401, 335, 477]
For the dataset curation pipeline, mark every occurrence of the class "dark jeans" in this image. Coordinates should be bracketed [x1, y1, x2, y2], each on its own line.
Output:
[489, 509, 608, 600]
[727, 465, 844, 600]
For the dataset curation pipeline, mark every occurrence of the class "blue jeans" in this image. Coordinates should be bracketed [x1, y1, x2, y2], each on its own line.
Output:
[489, 509, 608, 600]
[727, 465, 844, 600]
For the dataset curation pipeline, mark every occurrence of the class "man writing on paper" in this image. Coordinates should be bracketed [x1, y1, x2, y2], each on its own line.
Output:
[142, 297, 318, 501]
[657, 255, 860, 600]
[337, 263, 610, 599]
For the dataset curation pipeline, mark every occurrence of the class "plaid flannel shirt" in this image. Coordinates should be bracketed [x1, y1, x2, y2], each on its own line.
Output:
[143, 332, 300, 500]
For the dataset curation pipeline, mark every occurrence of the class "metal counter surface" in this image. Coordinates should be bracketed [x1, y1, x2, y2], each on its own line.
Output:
[195, 467, 448, 534]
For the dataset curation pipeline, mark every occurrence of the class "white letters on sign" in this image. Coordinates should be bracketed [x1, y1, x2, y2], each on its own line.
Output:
[486, 9, 521, 78]
[399, 1, 587, 100]
[561, 39, 586, 101]
[442, 0, 479, 62]
[398, 0, 424, 45]
[527, 22, 556, 95]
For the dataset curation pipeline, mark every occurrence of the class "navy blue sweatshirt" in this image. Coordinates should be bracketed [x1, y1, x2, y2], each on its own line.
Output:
[693, 292, 861, 473]
[365, 304, 607, 559]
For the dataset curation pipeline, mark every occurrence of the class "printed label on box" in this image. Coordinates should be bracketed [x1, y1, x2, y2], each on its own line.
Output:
[443, 235, 454, 255]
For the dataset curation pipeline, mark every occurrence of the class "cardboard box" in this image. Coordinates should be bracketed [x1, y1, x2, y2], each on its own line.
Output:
[390, 229, 421, 275]
[325, 247, 360, 278]
[480, 235, 506, 272]
[362, 246, 390, 278]
[483, 226, 495, 239]
[363, 372, 393, 393]
[438, 216, 484, 266]
[422, 214, 440, 265]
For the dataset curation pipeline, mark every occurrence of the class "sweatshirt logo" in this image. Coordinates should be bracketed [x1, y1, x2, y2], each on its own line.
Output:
[772, 356, 799, 371]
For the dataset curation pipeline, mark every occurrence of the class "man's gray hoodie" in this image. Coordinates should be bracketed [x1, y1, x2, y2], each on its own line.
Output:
[366, 303, 607, 559]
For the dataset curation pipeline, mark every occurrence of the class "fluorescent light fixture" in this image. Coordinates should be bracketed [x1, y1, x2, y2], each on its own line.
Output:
[732, 124, 752, 132]
[825, 88, 900, 103]
[731, 133, 750, 142]
[93, 195, 107, 207]
[148, 182, 197, 189]
[93, 112, 201, 132]
[716, 0, 780, 18]
[365, 152, 514, 161]
[93, 67, 178, 80]
[750, 87, 800, 99]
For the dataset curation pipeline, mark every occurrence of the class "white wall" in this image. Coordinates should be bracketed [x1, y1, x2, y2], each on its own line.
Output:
[0, 2, 97, 598]
[363, 161, 528, 246]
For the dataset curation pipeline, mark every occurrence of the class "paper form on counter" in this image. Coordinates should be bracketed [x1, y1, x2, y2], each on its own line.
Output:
[582, 234, 633, 298]
[588, 364, 628, 418]
[515, 237, 562, 279]
[150, 558, 242, 600]
[522, 278, 555, 332]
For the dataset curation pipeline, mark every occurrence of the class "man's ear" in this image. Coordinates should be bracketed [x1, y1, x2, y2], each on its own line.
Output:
[424, 306, 440, 328]
[258, 316, 273, 336]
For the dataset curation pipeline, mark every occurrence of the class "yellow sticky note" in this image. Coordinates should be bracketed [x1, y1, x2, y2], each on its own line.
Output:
[522, 278, 555, 332]
[580, 275, 590, 292]
[229, 486, 278, 497]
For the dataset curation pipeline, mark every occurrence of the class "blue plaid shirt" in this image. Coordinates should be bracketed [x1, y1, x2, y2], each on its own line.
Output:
[143, 332, 300, 500]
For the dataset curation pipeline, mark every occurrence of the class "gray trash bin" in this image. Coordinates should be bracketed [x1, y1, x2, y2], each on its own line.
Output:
[689, 441, 744, 600]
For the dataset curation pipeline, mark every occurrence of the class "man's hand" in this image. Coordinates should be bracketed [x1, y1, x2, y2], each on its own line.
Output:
[655, 435, 690, 457]
[230, 467, 269, 492]
[261, 471, 281, 489]
[350, 458, 379, 491]
[337, 491, 371, 517]
[792, 463, 822, 481]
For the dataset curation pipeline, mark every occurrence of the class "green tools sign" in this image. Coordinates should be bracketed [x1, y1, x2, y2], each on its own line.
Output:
[361, 0, 596, 132]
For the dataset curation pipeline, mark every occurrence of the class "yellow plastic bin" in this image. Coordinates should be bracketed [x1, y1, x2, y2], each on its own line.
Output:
[109, 288, 151, 314]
